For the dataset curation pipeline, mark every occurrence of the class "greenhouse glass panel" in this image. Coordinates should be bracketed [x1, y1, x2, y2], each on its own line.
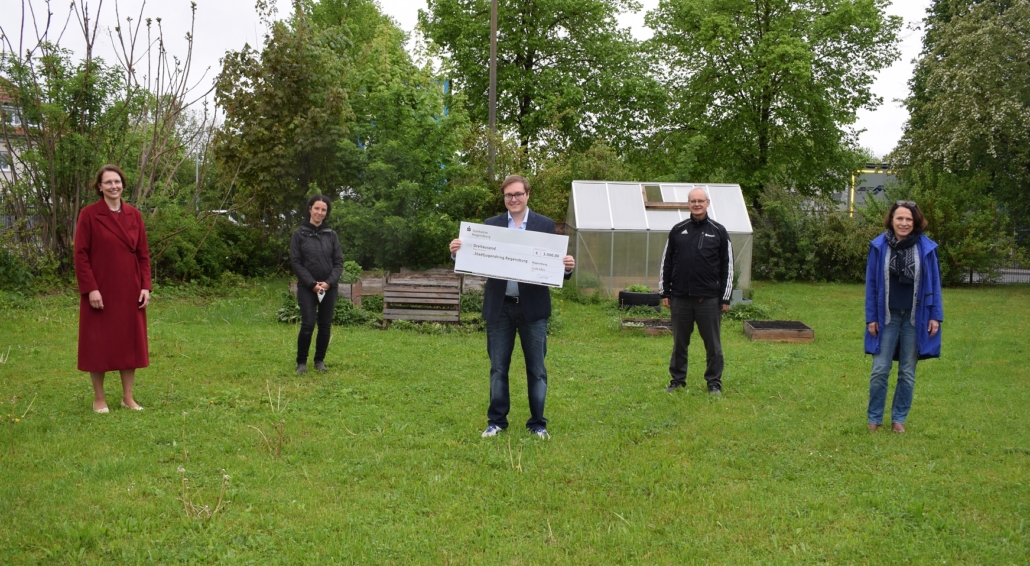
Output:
[570, 182, 611, 229]
[608, 184, 648, 229]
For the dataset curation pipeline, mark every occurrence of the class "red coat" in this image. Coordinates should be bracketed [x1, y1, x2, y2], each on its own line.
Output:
[74, 199, 152, 372]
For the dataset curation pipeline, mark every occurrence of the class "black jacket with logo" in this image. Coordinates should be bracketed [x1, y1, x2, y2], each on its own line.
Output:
[290, 221, 344, 291]
[659, 215, 733, 304]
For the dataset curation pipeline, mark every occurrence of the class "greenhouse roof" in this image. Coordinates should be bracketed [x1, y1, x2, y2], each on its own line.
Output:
[568, 181, 753, 233]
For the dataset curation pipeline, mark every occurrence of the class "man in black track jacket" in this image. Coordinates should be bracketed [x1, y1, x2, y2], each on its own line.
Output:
[659, 187, 734, 394]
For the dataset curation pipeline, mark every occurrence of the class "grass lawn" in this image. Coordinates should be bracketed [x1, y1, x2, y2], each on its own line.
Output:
[1, 280, 1028, 564]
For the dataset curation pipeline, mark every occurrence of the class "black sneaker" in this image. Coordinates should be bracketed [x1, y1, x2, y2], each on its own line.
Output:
[314, 361, 327, 372]
[665, 383, 684, 393]
[708, 385, 722, 396]
[296, 363, 307, 375]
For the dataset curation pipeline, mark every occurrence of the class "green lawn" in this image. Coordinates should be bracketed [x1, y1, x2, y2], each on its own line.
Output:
[1, 281, 1028, 564]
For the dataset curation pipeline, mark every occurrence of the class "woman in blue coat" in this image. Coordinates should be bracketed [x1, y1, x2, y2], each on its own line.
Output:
[864, 201, 943, 433]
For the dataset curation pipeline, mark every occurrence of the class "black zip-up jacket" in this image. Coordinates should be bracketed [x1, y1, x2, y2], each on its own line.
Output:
[659, 215, 734, 304]
[290, 221, 344, 291]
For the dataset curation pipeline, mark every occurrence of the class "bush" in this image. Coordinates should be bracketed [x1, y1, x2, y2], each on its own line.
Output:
[724, 302, 772, 321]
[625, 285, 652, 292]
[0, 248, 33, 292]
[460, 289, 484, 313]
[752, 186, 880, 282]
[342, 261, 363, 284]
[332, 299, 378, 326]
[360, 294, 384, 313]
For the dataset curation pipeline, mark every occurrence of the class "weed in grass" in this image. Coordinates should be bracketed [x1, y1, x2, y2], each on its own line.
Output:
[0, 345, 9, 363]
[248, 420, 287, 459]
[178, 466, 231, 521]
[5, 394, 35, 455]
[506, 438, 523, 472]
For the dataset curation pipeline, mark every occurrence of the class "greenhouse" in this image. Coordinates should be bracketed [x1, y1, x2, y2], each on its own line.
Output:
[564, 181, 753, 300]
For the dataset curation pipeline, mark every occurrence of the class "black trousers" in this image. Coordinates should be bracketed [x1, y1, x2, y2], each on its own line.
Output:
[668, 295, 724, 390]
[296, 285, 337, 364]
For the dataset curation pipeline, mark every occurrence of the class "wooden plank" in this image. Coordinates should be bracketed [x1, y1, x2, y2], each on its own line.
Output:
[644, 202, 692, 209]
[384, 313, 460, 322]
[385, 300, 460, 307]
[385, 296, 461, 306]
[385, 284, 457, 292]
[383, 292, 459, 302]
[384, 307, 460, 315]
[386, 280, 460, 288]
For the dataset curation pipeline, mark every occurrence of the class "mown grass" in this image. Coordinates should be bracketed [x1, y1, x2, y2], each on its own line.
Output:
[0, 280, 1027, 564]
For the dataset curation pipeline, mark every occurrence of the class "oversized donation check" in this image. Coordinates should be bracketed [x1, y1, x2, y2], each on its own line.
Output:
[454, 222, 569, 287]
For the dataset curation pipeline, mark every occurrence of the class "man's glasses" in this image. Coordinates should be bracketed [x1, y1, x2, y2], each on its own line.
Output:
[503, 192, 527, 201]
[688, 199, 708, 205]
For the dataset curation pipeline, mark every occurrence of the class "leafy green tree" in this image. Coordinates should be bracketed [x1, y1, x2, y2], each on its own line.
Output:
[214, 2, 355, 232]
[314, 0, 483, 269]
[645, 0, 902, 204]
[894, 0, 1030, 234]
[419, 0, 659, 153]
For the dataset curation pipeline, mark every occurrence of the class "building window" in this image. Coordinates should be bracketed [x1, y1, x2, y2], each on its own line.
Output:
[1, 105, 21, 128]
[0, 152, 11, 171]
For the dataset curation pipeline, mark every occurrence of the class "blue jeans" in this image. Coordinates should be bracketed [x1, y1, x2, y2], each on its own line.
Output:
[868, 308, 918, 425]
[486, 301, 549, 430]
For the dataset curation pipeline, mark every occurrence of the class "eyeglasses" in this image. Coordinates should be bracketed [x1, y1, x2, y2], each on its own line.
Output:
[101, 180, 122, 186]
[503, 192, 527, 201]
[896, 200, 917, 207]
[688, 199, 708, 205]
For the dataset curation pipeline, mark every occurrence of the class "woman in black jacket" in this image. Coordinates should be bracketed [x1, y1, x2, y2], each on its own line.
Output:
[290, 195, 344, 374]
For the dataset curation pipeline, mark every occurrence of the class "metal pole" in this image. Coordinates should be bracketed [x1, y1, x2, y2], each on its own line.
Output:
[487, 0, 498, 181]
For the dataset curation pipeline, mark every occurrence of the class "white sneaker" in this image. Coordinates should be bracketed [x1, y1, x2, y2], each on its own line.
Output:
[530, 427, 550, 439]
[481, 425, 503, 438]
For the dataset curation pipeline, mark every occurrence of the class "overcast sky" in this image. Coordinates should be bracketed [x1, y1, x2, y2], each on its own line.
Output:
[0, 0, 930, 159]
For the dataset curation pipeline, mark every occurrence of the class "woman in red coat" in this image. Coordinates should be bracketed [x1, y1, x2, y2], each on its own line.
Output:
[74, 165, 152, 413]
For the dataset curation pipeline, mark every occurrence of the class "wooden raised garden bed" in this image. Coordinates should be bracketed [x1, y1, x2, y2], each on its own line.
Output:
[621, 318, 673, 336]
[743, 320, 814, 343]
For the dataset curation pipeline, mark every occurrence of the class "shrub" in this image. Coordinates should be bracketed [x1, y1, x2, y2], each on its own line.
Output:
[460, 289, 484, 313]
[332, 300, 379, 326]
[724, 302, 772, 321]
[341, 261, 362, 284]
[751, 186, 880, 282]
[625, 285, 651, 292]
[0, 248, 33, 292]
[360, 294, 384, 313]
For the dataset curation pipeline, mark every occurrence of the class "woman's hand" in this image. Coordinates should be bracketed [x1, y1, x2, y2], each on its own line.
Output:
[314, 282, 329, 292]
[867, 322, 878, 338]
[449, 239, 462, 254]
[928, 319, 940, 337]
[138, 289, 150, 309]
[88, 290, 104, 310]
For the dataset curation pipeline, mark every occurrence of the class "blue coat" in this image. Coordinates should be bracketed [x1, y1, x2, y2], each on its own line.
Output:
[864, 233, 944, 359]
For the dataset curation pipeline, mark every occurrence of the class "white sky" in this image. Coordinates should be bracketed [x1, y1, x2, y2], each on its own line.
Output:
[0, 0, 930, 159]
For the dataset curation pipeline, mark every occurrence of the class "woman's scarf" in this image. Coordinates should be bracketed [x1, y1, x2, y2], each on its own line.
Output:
[887, 231, 918, 284]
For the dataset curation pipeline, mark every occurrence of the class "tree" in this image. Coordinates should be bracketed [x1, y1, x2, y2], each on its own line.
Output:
[0, 1, 210, 270]
[645, 0, 902, 204]
[214, 1, 355, 231]
[419, 0, 660, 153]
[894, 0, 1030, 234]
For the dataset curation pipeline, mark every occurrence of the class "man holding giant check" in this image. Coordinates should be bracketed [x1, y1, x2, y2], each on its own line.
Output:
[449, 175, 575, 439]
